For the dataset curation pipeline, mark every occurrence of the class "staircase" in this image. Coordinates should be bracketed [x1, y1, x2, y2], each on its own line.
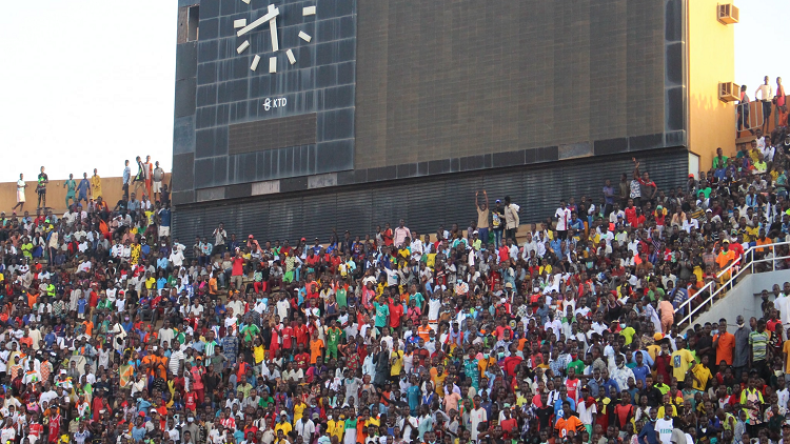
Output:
[674, 241, 790, 329]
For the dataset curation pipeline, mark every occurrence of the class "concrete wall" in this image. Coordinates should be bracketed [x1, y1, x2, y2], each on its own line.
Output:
[687, 0, 737, 172]
[0, 174, 170, 215]
[687, 269, 790, 330]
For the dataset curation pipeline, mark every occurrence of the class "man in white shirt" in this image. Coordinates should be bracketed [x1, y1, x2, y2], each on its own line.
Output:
[295, 414, 316, 443]
[755, 76, 773, 132]
[555, 200, 572, 240]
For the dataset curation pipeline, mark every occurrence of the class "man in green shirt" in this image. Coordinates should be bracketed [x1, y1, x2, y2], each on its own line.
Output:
[241, 323, 260, 345]
[712, 147, 728, 169]
[63, 173, 77, 208]
[373, 297, 390, 332]
[749, 319, 770, 380]
[325, 320, 343, 360]
[336, 286, 347, 308]
[567, 356, 585, 376]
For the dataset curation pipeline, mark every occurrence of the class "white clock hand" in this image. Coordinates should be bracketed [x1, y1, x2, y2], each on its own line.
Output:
[236, 6, 279, 37]
[268, 4, 279, 52]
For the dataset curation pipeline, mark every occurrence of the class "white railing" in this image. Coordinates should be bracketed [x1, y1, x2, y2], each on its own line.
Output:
[674, 240, 790, 326]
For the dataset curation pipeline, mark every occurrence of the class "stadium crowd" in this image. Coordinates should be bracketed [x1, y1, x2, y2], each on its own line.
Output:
[3, 125, 790, 444]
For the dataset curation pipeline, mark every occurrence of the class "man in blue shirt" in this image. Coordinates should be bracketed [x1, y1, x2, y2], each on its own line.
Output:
[77, 172, 91, 204]
[158, 203, 172, 239]
[553, 385, 576, 419]
[638, 409, 660, 444]
[631, 349, 651, 386]
[199, 237, 213, 266]
[156, 255, 169, 272]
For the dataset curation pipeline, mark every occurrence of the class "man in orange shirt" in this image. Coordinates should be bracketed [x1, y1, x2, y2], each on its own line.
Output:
[712, 318, 735, 366]
[26, 288, 39, 309]
[755, 230, 773, 259]
[715, 240, 736, 281]
[417, 317, 432, 342]
[209, 276, 218, 298]
[555, 401, 585, 438]
[309, 331, 324, 364]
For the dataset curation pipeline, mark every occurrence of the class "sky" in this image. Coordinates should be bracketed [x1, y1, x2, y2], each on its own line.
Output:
[0, 1, 175, 182]
[0, 1, 788, 183]
[734, 0, 790, 90]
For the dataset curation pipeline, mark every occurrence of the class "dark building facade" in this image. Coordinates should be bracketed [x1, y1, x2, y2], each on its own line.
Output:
[172, 0, 690, 241]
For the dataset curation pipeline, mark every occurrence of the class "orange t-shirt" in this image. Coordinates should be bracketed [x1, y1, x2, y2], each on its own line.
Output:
[555, 415, 584, 438]
[713, 332, 735, 366]
[716, 250, 735, 269]
[82, 321, 94, 337]
[417, 325, 432, 342]
[27, 292, 38, 309]
[756, 237, 772, 253]
[309, 339, 324, 364]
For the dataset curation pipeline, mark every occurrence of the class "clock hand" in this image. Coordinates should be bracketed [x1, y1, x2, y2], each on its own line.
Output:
[268, 4, 279, 52]
[236, 6, 279, 37]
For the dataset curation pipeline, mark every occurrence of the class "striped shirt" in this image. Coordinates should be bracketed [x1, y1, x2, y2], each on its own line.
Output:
[749, 331, 770, 361]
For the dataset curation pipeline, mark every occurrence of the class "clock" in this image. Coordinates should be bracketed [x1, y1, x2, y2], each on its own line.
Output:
[233, 0, 315, 74]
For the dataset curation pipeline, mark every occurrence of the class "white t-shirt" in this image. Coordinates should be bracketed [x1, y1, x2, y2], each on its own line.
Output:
[655, 418, 673, 444]
[555, 207, 571, 231]
[470, 408, 487, 441]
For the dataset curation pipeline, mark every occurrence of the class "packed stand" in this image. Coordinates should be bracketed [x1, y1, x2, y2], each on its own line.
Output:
[3, 125, 790, 444]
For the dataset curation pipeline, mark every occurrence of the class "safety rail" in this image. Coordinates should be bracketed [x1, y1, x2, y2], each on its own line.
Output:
[735, 101, 766, 135]
[674, 240, 790, 326]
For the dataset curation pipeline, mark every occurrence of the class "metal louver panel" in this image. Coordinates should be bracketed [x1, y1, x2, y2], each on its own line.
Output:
[174, 148, 688, 249]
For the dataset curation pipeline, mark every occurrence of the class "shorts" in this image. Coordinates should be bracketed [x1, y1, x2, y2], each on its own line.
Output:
[153, 181, 162, 193]
[159, 226, 171, 238]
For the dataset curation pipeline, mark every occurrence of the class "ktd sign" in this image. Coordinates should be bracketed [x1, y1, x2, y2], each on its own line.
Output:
[263, 97, 287, 111]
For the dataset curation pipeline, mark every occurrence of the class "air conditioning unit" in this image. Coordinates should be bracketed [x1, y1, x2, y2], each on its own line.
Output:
[717, 3, 739, 24]
[718, 82, 740, 102]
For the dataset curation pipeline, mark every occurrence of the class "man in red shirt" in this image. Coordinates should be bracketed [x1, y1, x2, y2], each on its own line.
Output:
[294, 344, 310, 370]
[388, 299, 403, 330]
[624, 199, 637, 226]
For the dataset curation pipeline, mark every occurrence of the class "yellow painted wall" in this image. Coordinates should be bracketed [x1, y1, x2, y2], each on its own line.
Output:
[687, 0, 737, 174]
[0, 174, 170, 216]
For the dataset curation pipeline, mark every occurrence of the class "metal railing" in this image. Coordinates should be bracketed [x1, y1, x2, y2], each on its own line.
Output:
[735, 101, 766, 134]
[674, 240, 790, 326]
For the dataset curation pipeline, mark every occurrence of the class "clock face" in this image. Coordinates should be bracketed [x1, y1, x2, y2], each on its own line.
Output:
[233, 0, 315, 74]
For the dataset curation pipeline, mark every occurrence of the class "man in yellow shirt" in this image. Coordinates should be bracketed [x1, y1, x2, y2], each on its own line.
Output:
[274, 411, 293, 437]
[430, 365, 448, 397]
[690, 355, 712, 392]
[293, 399, 307, 422]
[91, 169, 102, 199]
[326, 409, 344, 442]
[671, 337, 695, 389]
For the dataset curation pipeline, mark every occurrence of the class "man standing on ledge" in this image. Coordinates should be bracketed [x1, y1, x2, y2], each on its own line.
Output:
[133, 156, 146, 197]
[13, 173, 26, 213]
[393, 219, 412, 248]
[36, 166, 48, 210]
[91, 168, 102, 201]
[475, 190, 489, 246]
[503, 196, 520, 241]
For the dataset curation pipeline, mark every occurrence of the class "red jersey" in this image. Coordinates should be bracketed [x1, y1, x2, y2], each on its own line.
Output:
[295, 325, 309, 346]
[185, 392, 197, 411]
[48, 414, 61, 443]
[282, 325, 294, 349]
